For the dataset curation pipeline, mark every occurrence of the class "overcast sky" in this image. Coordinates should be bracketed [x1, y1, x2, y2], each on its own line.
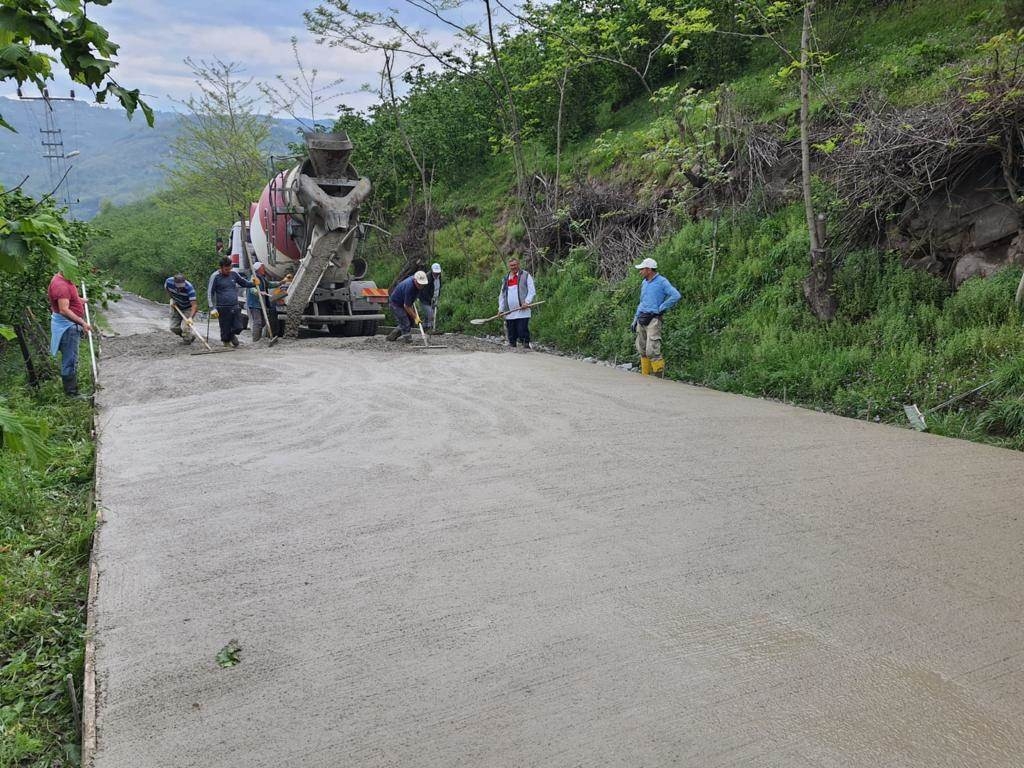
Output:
[3, 0, 464, 118]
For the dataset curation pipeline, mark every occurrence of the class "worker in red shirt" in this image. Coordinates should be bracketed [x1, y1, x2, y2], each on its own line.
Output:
[47, 271, 91, 398]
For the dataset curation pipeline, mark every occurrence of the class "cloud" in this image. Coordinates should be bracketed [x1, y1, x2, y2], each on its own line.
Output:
[0, 0, 477, 118]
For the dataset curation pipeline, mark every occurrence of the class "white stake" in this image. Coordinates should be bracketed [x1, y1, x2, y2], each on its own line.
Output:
[80, 281, 98, 386]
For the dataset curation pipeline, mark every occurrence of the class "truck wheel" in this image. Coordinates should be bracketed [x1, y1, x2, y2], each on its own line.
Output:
[326, 323, 346, 337]
[342, 321, 363, 337]
[361, 319, 379, 336]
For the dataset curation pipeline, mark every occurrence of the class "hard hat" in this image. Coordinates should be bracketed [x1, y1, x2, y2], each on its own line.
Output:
[413, 270, 428, 285]
[431, 262, 442, 273]
[635, 257, 658, 270]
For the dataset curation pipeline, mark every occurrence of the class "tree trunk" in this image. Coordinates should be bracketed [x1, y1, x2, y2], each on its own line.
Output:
[799, 0, 836, 321]
[13, 325, 40, 388]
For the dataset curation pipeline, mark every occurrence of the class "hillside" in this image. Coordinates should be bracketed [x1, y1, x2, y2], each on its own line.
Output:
[0, 98, 301, 218]
[89, 0, 1024, 448]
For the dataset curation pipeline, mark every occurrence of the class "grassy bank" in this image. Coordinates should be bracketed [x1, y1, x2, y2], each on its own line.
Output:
[0, 357, 95, 766]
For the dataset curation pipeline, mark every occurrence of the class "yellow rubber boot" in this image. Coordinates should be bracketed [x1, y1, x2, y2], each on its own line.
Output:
[640, 357, 652, 376]
[651, 358, 665, 378]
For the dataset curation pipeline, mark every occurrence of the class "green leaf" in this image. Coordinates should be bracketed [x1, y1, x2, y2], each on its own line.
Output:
[215, 640, 242, 668]
[0, 400, 53, 469]
[0, 324, 15, 341]
[0, 232, 29, 272]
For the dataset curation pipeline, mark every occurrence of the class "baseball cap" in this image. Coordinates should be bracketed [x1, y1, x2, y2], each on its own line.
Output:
[431, 262, 442, 273]
[413, 270, 428, 285]
[635, 258, 658, 270]
[251, 261, 264, 272]
[173, 273, 186, 285]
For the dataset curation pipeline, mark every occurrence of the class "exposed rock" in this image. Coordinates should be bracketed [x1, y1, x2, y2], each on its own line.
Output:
[952, 251, 1007, 288]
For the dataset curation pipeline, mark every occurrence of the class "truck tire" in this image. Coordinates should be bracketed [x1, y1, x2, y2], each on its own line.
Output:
[361, 319, 379, 336]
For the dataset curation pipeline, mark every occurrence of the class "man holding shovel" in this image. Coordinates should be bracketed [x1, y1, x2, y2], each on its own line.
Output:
[247, 262, 280, 342]
[387, 270, 429, 343]
[207, 256, 253, 348]
[165, 273, 198, 345]
[632, 257, 680, 378]
[498, 258, 536, 351]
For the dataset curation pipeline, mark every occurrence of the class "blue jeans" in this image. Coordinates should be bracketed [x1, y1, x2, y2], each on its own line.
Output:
[58, 324, 81, 377]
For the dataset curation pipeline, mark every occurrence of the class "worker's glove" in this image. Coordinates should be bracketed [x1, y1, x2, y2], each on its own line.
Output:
[630, 319, 638, 332]
[185, 318, 194, 326]
[210, 309, 220, 319]
[253, 276, 261, 286]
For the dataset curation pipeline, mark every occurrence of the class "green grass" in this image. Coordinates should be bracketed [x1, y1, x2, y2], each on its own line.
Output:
[0, 360, 95, 767]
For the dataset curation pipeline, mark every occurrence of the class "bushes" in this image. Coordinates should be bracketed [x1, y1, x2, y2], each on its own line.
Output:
[0, 371, 95, 766]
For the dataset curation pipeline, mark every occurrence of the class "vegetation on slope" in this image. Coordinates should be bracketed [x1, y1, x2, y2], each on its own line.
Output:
[90, 0, 1024, 447]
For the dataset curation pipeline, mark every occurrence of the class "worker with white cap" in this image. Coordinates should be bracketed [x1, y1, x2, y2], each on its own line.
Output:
[631, 257, 680, 377]
[387, 270, 429, 342]
[417, 262, 443, 333]
[247, 261, 280, 342]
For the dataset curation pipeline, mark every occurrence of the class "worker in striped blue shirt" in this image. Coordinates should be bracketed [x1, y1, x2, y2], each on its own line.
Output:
[164, 273, 198, 344]
[631, 258, 680, 377]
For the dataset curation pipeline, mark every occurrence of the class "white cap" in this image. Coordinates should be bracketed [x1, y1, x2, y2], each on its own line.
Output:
[635, 257, 658, 270]
[251, 261, 263, 272]
[431, 262, 442, 273]
[413, 270, 429, 285]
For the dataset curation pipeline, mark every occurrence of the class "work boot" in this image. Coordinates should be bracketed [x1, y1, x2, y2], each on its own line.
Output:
[386, 328, 402, 342]
[522, 342, 531, 352]
[230, 335, 240, 348]
[183, 334, 194, 345]
[401, 334, 412, 344]
[61, 375, 89, 401]
[223, 341, 232, 348]
[651, 359, 665, 378]
[640, 357, 652, 376]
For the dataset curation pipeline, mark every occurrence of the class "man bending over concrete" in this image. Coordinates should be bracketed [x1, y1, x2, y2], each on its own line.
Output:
[387, 270, 429, 342]
[165, 273, 198, 344]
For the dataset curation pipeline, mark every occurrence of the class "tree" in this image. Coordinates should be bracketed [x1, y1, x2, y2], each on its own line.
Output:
[0, 0, 153, 131]
[165, 58, 271, 227]
[259, 36, 347, 131]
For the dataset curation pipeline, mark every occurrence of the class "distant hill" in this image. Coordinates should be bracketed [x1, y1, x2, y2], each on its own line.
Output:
[0, 98, 304, 219]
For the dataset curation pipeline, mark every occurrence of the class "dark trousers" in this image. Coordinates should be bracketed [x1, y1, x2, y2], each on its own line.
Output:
[217, 304, 242, 342]
[390, 302, 412, 336]
[505, 317, 530, 347]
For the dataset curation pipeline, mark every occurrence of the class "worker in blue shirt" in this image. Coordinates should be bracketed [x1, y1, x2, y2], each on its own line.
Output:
[164, 273, 198, 344]
[387, 270, 429, 342]
[631, 257, 680, 377]
[207, 256, 253, 347]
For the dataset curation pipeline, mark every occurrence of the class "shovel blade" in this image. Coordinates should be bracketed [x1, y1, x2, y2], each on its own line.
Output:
[903, 404, 927, 431]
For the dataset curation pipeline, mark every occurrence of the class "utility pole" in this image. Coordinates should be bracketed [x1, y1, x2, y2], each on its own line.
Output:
[17, 88, 79, 214]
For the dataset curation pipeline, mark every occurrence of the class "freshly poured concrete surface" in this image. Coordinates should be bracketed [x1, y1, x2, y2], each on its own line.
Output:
[93, 298, 1024, 767]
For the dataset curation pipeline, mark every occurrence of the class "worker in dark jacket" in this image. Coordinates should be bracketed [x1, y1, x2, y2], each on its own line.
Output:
[247, 262, 280, 341]
[387, 271, 429, 342]
[207, 256, 252, 347]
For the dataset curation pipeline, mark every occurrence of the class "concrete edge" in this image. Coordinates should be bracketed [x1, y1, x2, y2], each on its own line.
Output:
[82, 404, 104, 767]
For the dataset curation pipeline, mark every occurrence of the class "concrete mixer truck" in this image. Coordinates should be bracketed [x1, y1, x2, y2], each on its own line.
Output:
[226, 132, 388, 337]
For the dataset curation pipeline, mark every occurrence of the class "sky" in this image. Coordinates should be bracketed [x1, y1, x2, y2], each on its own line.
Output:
[3, 0, 465, 119]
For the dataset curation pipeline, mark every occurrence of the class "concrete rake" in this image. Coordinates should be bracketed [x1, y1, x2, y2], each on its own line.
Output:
[903, 379, 995, 431]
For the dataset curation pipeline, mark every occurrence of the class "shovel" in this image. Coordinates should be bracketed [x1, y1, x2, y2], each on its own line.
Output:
[253, 278, 279, 346]
[470, 300, 545, 325]
[172, 303, 225, 355]
[903, 379, 995, 431]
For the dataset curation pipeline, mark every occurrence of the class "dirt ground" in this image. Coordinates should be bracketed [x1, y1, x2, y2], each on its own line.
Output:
[91, 294, 1024, 767]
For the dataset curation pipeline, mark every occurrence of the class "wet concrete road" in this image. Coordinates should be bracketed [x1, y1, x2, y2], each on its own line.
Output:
[91, 296, 1024, 767]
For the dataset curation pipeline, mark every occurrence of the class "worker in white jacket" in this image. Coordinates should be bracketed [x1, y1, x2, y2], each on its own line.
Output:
[497, 258, 536, 350]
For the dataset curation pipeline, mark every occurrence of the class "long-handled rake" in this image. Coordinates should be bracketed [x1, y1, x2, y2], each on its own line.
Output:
[172, 303, 228, 355]
[413, 307, 446, 349]
[903, 379, 995, 431]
